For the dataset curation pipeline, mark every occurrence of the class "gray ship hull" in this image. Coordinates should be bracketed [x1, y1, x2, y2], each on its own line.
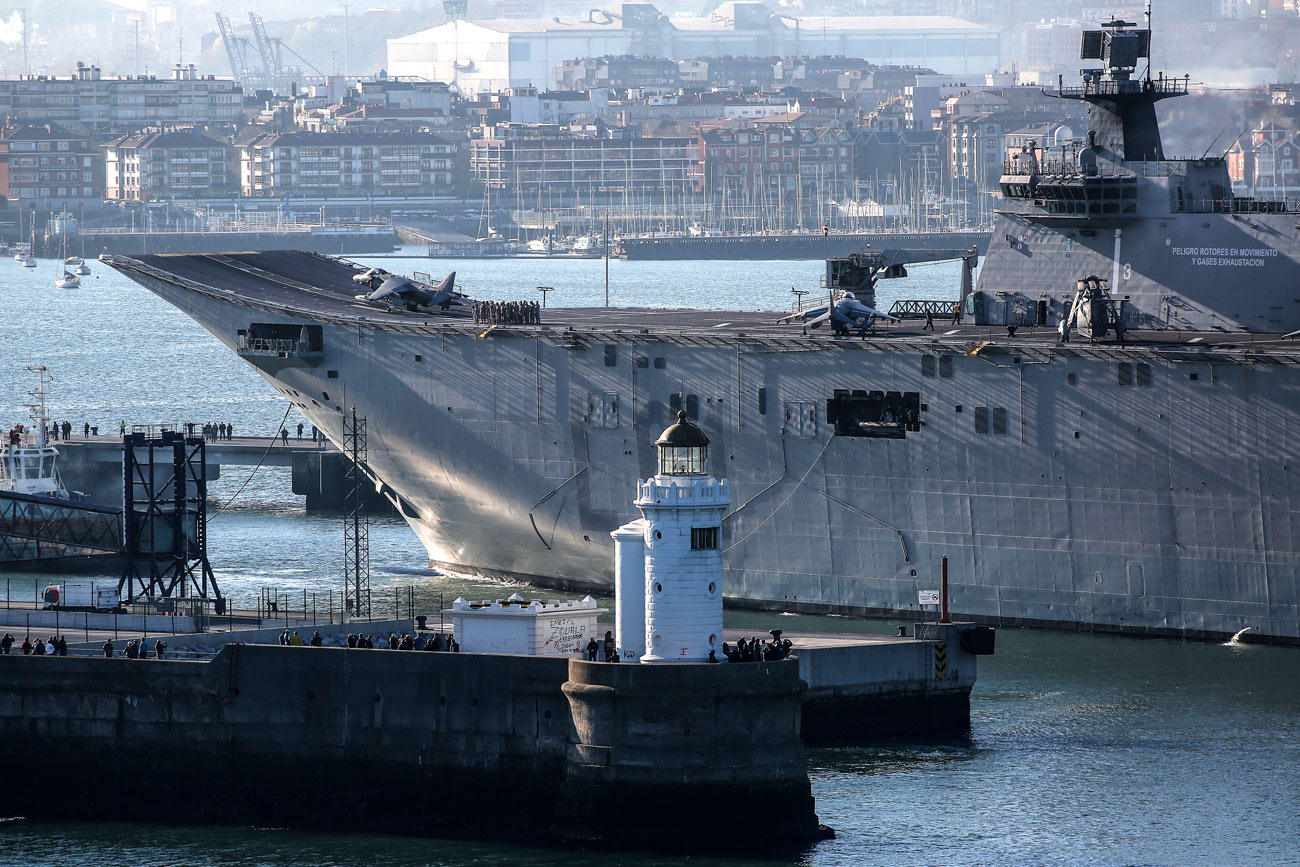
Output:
[117, 254, 1300, 644]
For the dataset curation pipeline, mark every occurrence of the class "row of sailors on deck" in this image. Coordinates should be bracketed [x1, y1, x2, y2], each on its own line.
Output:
[472, 299, 541, 326]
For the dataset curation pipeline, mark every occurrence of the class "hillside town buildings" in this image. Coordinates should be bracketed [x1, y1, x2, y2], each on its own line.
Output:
[387, 2, 999, 94]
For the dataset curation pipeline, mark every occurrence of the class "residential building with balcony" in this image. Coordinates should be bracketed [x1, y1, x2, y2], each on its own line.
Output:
[239, 131, 456, 198]
[1228, 123, 1300, 200]
[0, 63, 243, 132]
[0, 124, 102, 207]
[102, 129, 234, 201]
[469, 128, 701, 198]
[698, 114, 855, 211]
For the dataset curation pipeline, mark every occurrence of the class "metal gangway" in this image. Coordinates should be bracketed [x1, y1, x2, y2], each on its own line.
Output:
[0, 491, 121, 564]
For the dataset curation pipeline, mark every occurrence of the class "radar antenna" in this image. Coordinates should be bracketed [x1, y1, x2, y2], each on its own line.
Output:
[1144, 0, 1153, 84]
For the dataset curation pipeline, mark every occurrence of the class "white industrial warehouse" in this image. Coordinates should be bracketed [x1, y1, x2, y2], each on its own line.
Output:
[387, 1, 999, 94]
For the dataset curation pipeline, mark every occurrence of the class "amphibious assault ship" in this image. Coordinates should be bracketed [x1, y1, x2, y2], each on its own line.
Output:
[111, 19, 1300, 643]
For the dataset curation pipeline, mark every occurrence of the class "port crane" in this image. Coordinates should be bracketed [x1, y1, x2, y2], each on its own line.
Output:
[214, 11, 326, 94]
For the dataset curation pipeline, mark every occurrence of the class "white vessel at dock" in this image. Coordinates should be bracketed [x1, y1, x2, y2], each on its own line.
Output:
[1, 366, 67, 499]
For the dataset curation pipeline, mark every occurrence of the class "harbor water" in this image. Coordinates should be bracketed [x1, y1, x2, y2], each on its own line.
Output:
[2, 251, 1297, 865]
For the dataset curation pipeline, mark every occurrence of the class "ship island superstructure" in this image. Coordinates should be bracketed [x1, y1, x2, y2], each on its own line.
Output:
[110, 19, 1300, 644]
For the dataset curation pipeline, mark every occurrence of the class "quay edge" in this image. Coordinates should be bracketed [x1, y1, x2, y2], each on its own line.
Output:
[0, 644, 828, 853]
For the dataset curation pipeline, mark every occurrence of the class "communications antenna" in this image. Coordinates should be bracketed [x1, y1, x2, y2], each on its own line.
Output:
[343, 407, 371, 619]
[19, 9, 28, 78]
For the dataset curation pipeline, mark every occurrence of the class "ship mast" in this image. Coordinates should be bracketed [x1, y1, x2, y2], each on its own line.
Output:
[23, 365, 51, 449]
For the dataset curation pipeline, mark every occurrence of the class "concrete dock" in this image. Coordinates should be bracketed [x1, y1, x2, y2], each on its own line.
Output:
[0, 607, 991, 743]
[40, 434, 395, 514]
[0, 613, 990, 848]
[0, 642, 828, 852]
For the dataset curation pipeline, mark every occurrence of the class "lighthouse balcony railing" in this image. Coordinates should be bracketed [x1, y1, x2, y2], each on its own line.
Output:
[639, 479, 728, 502]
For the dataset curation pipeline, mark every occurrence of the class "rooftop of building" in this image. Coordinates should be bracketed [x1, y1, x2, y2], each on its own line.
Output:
[242, 130, 454, 147]
[0, 123, 90, 141]
[102, 129, 227, 150]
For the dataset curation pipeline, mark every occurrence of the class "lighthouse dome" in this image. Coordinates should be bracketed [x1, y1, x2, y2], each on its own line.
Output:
[655, 411, 709, 475]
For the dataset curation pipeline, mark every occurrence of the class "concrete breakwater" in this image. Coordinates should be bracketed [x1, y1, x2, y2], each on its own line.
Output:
[0, 644, 826, 853]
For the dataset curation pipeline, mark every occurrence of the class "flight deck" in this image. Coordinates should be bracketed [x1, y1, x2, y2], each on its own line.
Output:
[119, 250, 1300, 356]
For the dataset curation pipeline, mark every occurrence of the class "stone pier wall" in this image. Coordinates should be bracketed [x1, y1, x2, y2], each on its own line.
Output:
[0, 644, 824, 851]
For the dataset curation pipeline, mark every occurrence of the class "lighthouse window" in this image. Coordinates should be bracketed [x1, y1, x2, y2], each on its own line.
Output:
[691, 527, 719, 550]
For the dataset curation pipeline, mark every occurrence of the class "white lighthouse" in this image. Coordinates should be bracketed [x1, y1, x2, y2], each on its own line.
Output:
[611, 411, 730, 664]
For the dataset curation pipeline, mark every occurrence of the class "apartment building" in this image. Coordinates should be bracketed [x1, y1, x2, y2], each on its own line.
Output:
[102, 129, 234, 201]
[469, 127, 701, 196]
[698, 115, 855, 205]
[0, 124, 102, 207]
[239, 131, 455, 198]
[0, 63, 243, 132]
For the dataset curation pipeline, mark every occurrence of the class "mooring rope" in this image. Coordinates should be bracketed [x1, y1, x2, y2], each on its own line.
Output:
[208, 404, 293, 522]
[723, 431, 835, 553]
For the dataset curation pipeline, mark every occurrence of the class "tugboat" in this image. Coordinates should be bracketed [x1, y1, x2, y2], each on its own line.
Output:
[0, 366, 67, 499]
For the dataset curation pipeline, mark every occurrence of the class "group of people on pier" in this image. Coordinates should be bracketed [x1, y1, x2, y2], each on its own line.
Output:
[1, 633, 67, 656]
[722, 631, 793, 663]
[471, 299, 541, 326]
[201, 422, 235, 441]
[104, 637, 167, 658]
[578, 629, 795, 664]
[40, 421, 75, 441]
[342, 631, 460, 652]
[585, 630, 621, 662]
[272, 630, 462, 651]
